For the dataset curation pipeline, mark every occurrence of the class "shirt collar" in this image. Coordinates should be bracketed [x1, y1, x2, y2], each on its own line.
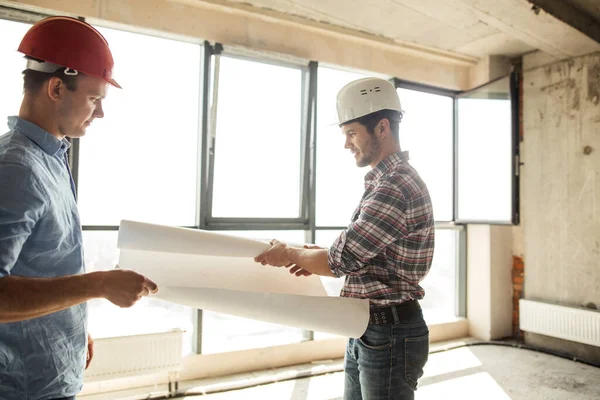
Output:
[365, 151, 410, 183]
[7, 116, 71, 158]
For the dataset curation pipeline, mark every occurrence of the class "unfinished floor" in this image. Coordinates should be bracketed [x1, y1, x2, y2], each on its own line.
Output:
[181, 344, 600, 400]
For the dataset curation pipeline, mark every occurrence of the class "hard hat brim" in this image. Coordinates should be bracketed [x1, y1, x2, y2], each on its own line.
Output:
[106, 77, 122, 89]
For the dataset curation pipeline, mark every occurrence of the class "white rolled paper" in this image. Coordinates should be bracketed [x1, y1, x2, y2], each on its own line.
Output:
[117, 220, 369, 338]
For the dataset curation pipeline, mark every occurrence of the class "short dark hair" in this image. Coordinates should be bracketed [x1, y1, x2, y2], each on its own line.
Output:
[22, 58, 79, 93]
[342, 109, 403, 139]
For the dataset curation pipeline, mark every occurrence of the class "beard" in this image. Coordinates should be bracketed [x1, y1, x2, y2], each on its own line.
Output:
[355, 137, 380, 168]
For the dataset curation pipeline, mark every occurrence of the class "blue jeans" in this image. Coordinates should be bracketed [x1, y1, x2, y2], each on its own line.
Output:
[343, 305, 429, 400]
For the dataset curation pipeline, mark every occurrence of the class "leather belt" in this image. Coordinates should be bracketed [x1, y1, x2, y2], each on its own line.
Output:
[369, 300, 421, 325]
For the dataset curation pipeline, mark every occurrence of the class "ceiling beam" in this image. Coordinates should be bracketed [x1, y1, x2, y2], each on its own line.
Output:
[458, 0, 600, 59]
[526, 0, 600, 45]
[0, 0, 475, 90]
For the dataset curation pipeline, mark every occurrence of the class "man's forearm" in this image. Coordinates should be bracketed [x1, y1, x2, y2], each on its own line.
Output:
[284, 248, 335, 277]
[0, 273, 103, 323]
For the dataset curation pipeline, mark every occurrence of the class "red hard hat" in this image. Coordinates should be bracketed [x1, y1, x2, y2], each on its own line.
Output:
[18, 16, 121, 88]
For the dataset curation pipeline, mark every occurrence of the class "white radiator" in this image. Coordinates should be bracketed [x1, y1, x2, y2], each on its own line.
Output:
[520, 299, 600, 347]
[84, 330, 184, 382]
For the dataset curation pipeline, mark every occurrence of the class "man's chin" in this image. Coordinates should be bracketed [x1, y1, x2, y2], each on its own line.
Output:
[66, 130, 87, 139]
[356, 159, 369, 168]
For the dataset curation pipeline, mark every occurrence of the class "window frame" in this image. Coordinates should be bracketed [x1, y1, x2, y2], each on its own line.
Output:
[202, 46, 315, 230]
[453, 73, 521, 225]
[394, 78, 460, 223]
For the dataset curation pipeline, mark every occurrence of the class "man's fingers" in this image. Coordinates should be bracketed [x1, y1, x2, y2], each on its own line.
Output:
[254, 251, 268, 263]
[144, 277, 158, 293]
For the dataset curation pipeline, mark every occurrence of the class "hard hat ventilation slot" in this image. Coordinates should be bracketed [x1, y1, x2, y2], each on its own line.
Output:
[360, 89, 368, 95]
[374, 86, 381, 92]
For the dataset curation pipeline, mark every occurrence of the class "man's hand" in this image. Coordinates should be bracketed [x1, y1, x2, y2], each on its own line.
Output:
[289, 265, 312, 277]
[86, 333, 94, 370]
[98, 269, 158, 308]
[254, 240, 293, 267]
[288, 244, 323, 277]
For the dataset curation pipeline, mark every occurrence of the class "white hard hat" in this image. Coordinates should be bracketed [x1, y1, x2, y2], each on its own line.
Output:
[335, 77, 402, 125]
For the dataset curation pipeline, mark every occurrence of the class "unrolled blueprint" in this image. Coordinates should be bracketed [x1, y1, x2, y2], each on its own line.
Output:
[117, 220, 369, 337]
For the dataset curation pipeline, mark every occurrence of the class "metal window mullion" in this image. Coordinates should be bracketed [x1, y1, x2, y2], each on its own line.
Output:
[299, 66, 310, 222]
[205, 221, 309, 231]
[510, 69, 521, 225]
[67, 138, 80, 199]
[456, 227, 467, 318]
[194, 41, 214, 355]
[205, 44, 222, 225]
[197, 41, 212, 230]
[452, 96, 459, 223]
[301, 61, 319, 342]
[394, 77, 461, 97]
[308, 61, 318, 245]
[81, 225, 119, 231]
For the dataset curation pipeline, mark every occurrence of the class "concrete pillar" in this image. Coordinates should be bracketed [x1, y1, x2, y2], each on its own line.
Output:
[465, 56, 514, 341]
[467, 225, 514, 340]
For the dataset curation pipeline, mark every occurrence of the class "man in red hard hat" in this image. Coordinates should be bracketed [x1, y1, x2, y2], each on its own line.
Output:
[0, 16, 158, 400]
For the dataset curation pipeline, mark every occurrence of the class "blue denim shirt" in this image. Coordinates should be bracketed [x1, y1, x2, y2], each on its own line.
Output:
[0, 117, 86, 400]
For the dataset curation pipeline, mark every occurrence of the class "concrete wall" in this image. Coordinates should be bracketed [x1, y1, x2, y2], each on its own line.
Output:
[520, 51, 600, 363]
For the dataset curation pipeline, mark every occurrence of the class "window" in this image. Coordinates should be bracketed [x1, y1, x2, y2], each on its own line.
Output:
[0, 19, 31, 128]
[210, 56, 304, 219]
[76, 26, 201, 352]
[397, 88, 454, 221]
[419, 229, 459, 323]
[315, 67, 371, 227]
[201, 230, 309, 354]
[83, 231, 195, 355]
[456, 76, 516, 223]
[78, 27, 201, 227]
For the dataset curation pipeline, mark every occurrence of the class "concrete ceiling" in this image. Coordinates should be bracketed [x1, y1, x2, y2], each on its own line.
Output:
[570, 0, 600, 23]
[214, 0, 600, 60]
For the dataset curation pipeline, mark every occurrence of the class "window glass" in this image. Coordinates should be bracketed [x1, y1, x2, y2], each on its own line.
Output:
[84, 231, 195, 355]
[315, 67, 370, 227]
[211, 56, 303, 219]
[398, 88, 453, 221]
[201, 230, 309, 353]
[457, 77, 513, 223]
[420, 229, 458, 323]
[78, 27, 201, 226]
[0, 19, 31, 129]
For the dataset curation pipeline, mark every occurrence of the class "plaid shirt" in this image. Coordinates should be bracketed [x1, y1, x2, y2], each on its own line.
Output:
[328, 151, 435, 307]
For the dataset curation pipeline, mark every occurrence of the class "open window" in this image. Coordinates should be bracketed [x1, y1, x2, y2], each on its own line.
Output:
[455, 73, 520, 224]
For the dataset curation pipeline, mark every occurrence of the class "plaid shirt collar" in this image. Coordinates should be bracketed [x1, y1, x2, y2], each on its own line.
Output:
[365, 151, 410, 184]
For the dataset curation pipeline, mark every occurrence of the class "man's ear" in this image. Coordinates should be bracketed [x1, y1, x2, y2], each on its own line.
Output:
[377, 118, 391, 138]
[47, 77, 63, 101]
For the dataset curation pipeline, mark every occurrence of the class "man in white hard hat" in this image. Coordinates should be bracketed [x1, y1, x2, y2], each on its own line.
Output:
[0, 17, 157, 400]
[255, 77, 434, 399]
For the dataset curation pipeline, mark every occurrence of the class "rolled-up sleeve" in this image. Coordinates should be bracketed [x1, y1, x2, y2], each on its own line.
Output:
[328, 178, 408, 277]
[0, 163, 47, 277]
